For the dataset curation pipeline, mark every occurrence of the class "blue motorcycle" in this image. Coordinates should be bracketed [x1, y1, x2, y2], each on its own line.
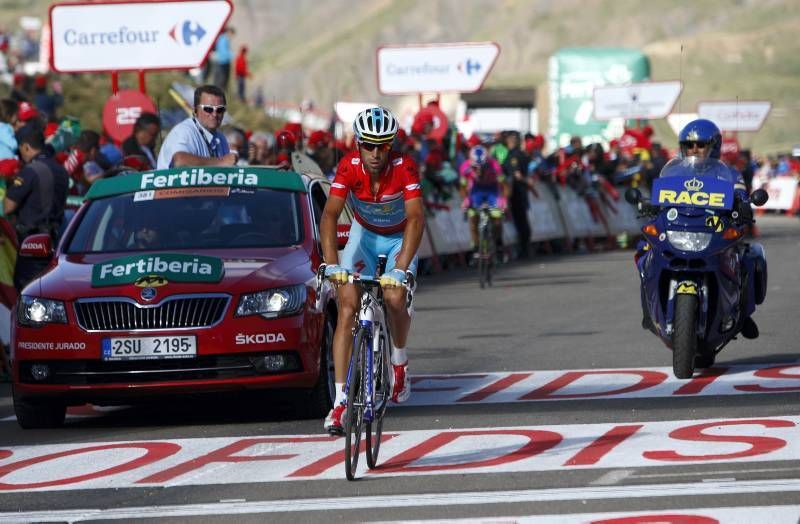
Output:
[626, 158, 769, 379]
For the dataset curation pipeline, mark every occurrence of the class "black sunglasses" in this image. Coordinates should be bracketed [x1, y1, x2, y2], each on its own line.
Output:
[199, 104, 226, 115]
[359, 142, 391, 152]
[681, 140, 708, 149]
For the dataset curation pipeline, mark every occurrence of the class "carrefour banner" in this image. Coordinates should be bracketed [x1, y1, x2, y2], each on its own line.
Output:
[548, 48, 650, 149]
[50, 0, 232, 72]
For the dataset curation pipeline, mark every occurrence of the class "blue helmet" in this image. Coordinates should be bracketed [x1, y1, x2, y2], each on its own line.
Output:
[678, 119, 722, 160]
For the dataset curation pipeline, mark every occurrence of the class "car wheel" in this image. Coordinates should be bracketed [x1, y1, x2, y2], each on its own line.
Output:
[306, 315, 335, 418]
[13, 386, 66, 429]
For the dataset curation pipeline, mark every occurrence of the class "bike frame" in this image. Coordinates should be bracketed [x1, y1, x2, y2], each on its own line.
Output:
[343, 281, 389, 423]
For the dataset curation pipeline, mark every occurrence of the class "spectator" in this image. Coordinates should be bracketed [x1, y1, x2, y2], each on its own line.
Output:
[156, 84, 237, 169]
[502, 131, 532, 258]
[63, 130, 101, 192]
[223, 126, 249, 165]
[248, 131, 274, 165]
[213, 26, 234, 89]
[0, 99, 18, 163]
[274, 129, 296, 170]
[122, 112, 160, 170]
[306, 130, 335, 178]
[234, 45, 250, 102]
[15, 101, 40, 131]
[32, 75, 63, 121]
[3, 124, 68, 290]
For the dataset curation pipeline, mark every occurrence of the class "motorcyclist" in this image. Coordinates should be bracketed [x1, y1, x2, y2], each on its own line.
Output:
[661, 118, 762, 339]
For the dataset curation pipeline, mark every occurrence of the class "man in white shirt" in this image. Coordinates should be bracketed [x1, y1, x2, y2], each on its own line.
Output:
[156, 84, 238, 169]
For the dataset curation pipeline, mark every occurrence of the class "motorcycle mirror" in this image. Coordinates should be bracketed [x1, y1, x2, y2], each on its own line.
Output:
[624, 188, 642, 205]
[750, 189, 769, 207]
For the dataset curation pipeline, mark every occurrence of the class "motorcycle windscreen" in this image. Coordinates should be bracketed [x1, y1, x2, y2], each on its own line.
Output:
[651, 158, 735, 210]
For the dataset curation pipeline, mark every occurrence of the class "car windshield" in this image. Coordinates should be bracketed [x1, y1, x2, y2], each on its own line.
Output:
[65, 187, 303, 254]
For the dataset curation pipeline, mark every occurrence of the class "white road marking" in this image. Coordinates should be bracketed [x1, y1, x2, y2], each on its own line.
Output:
[3, 362, 800, 423]
[1, 480, 799, 522]
[634, 465, 800, 479]
[590, 469, 634, 485]
[1, 416, 798, 491]
[378, 505, 800, 523]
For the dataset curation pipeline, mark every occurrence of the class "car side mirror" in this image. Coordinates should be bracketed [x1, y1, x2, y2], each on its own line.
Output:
[750, 188, 769, 207]
[336, 224, 351, 250]
[19, 234, 53, 258]
[625, 188, 642, 205]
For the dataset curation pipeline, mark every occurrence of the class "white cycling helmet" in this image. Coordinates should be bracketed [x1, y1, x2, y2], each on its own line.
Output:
[353, 106, 398, 145]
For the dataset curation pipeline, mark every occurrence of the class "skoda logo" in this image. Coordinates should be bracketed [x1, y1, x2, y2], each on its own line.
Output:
[140, 287, 157, 301]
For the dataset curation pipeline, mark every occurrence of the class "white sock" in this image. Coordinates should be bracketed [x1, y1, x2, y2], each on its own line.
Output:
[334, 382, 346, 405]
[391, 346, 407, 366]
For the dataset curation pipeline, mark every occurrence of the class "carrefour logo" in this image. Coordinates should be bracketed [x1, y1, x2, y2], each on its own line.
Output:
[169, 21, 206, 46]
[458, 58, 482, 76]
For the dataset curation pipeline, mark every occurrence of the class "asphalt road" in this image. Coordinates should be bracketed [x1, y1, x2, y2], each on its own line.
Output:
[0, 215, 798, 523]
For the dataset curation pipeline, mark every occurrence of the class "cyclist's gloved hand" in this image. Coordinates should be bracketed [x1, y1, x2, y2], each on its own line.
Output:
[324, 264, 350, 284]
[380, 268, 407, 288]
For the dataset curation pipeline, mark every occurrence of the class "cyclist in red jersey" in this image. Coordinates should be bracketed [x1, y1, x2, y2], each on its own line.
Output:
[320, 107, 425, 435]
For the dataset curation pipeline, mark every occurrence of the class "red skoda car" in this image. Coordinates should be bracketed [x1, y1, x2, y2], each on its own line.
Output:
[10, 167, 350, 428]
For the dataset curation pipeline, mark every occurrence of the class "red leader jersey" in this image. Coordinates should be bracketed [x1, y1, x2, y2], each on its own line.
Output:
[330, 150, 421, 235]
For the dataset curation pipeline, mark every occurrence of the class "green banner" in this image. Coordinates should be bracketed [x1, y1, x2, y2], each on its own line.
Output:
[92, 253, 224, 287]
[548, 48, 650, 149]
[85, 166, 307, 201]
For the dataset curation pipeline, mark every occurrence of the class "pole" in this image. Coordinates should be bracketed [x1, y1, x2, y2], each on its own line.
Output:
[111, 71, 119, 95]
[138, 70, 147, 94]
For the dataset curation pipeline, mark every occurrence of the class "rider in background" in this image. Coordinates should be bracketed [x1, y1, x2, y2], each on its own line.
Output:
[459, 144, 507, 259]
[320, 107, 425, 435]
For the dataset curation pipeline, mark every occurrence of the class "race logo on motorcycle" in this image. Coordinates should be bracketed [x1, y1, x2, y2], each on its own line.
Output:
[652, 176, 734, 210]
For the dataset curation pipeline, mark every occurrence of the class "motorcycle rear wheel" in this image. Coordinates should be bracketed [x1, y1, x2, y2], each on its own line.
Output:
[673, 294, 698, 379]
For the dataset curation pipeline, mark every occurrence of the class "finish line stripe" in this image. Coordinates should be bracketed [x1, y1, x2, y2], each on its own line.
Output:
[1, 478, 799, 522]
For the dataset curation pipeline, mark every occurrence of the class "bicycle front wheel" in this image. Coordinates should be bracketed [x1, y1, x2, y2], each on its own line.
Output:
[366, 326, 391, 469]
[344, 328, 368, 481]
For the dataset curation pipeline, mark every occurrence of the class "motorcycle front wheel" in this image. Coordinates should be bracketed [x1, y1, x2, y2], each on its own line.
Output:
[672, 293, 698, 379]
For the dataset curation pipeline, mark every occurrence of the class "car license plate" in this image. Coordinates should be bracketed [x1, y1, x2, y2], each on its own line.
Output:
[102, 336, 196, 361]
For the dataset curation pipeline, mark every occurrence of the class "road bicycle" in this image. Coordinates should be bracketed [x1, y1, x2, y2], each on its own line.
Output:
[316, 255, 413, 480]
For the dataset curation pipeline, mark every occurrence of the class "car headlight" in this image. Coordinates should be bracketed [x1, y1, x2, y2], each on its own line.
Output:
[666, 230, 712, 252]
[18, 296, 68, 326]
[236, 284, 306, 318]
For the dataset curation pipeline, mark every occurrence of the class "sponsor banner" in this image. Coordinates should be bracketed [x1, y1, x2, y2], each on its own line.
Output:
[548, 48, 650, 149]
[755, 176, 798, 211]
[50, 0, 232, 72]
[404, 364, 800, 405]
[426, 506, 800, 524]
[91, 253, 224, 287]
[84, 167, 307, 201]
[377, 42, 500, 95]
[0, 416, 798, 490]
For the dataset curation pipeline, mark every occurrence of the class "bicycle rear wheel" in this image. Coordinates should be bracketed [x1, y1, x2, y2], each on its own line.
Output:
[366, 326, 391, 469]
[479, 222, 493, 288]
[344, 329, 367, 481]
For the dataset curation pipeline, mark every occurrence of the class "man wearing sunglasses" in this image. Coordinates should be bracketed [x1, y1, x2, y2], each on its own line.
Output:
[156, 84, 238, 169]
[319, 107, 425, 434]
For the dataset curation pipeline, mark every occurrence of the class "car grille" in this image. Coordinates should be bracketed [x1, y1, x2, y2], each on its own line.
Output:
[18, 352, 303, 385]
[74, 295, 230, 331]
